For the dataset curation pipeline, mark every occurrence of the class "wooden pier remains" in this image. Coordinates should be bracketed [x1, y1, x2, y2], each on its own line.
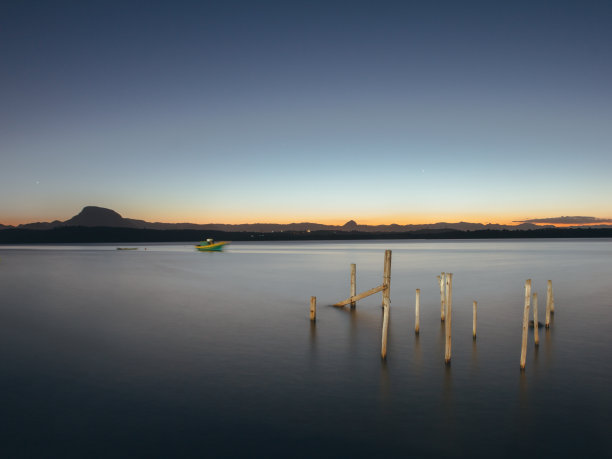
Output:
[473, 300, 477, 340]
[520, 279, 531, 370]
[546, 280, 555, 328]
[437, 273, 446, 321]
[381, 293, 390, 360]
[310, 296, 316, 322]
[350, 263, 356, 309]
[415, 289, 421, 335]
[533, 293, 539, 346]
[444, 273, 453, 364]
[332, 250, 392, 360]
[308, 254, 557, 370]
[333, 250, 392, 308]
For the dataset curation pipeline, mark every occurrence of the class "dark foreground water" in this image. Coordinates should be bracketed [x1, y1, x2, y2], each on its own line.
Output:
[1, 240, 611, 458]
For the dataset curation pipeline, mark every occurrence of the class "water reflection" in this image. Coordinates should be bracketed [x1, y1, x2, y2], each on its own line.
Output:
[545, 325, 553, 364]
[346, 306, 361, 358]
[471, 338, 478, 369]
[308, 319, 318, 372]
[518, 371, 528, 416]
[379, 359, 390, 404]
[309, 321, 316, 349]
[413, 334, 422, 372]
[349, 307, 358, 334]
[441, 364, 454, 445]
[516, 369, 531, 452]
[442, 364, 453, 403]
[518, 366, 527, 386]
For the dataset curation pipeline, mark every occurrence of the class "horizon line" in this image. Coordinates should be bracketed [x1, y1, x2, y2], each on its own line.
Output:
[3, 206, 611, 228]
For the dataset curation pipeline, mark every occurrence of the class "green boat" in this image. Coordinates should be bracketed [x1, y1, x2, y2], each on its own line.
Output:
[196, 238, 229, 251]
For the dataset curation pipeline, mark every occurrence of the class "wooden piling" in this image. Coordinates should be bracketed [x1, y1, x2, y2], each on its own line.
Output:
[533, 292, 539, 346]
[473, 301, 477, 340]
[382, 250, 391, 308]
[381, 295, 390, 360]
[520, 280, 531, 370]
[350, 264, 356, 309]
[439, 273, 446, 321]
[415, 289, 420, 334]
[310, 296, 316, 322]
[549, 280, 555, 313]
[444, 273, 453, 364]
[545, 280, 552, 328]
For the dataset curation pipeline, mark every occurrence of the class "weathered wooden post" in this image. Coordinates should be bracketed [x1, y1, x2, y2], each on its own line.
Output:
[444, 273, 453, 364]
[545, 280, 552, 328]
[381, 294, 390, 360]
[549, 280, 555, 314]
[473, 300, 477, 340]
[438, 273, 446, 321]
[382, 250, 391, 308]
[310, 296, 317, 322]
[350, 264, 356, 309]
[380, 250, 392, 360]
[533, 292, 539, 346]
[520, 280, 531, 370]
[415, 289, 421, 334]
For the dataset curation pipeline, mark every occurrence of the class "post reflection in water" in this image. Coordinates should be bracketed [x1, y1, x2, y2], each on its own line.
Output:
[413, 334, 422, 372]
[442, 364, 453, 405]
[518, 370, 528, 404]
[308, 319, 318, 374]
[545, 322, 553, 364]
[342, 303, 369, 356]
[471, 337, 478, 370]
[348, 307, 359, 352]
[309, 321, 317, 348]
[515, 369, 531, 451]
[440, 363, 455, 453]
[379, 358, 390, 404]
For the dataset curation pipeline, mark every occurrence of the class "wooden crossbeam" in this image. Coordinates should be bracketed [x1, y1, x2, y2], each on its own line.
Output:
[333, 284, 386, 307]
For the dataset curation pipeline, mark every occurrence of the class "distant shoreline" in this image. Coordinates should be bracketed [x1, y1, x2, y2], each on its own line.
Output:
[1, 226, 612, 243]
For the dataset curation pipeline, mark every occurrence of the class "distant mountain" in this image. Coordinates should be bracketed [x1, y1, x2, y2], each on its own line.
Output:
[11, 220, 62, 230]
[16, 207, 144, 230]
[3, 205, 564, 232]
[63, 206, 138, 228]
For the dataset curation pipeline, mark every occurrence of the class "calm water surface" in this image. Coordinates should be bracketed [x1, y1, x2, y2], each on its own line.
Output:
[1, 240, 611, 458]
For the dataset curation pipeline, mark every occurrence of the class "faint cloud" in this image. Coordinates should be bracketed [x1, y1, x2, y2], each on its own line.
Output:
[514, 216, 612, 224]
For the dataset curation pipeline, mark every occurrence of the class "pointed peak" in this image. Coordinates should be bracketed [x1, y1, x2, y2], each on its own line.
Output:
[343, 220, 358, 228]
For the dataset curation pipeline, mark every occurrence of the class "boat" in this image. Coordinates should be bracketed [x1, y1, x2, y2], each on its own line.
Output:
[116, 247, 138, 250]
[195, 238, 230, 251]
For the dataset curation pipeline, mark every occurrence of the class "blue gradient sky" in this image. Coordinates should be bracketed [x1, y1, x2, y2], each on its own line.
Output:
[2, 0, 611, 225]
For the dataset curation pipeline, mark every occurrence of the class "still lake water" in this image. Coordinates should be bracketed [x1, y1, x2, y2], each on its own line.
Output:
[1, 239, 611, 458]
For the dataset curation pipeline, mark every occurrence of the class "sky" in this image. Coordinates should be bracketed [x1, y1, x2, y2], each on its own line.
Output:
[1, 0, 611, 225]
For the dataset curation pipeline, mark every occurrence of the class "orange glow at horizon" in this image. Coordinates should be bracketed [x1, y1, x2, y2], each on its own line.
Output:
[125, 210, 527, 226]
[0, 214, 541, 227]
[3, 206, 610, 228]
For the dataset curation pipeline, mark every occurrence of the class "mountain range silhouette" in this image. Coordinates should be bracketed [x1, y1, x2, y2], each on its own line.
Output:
[5, 205, 557, 232]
